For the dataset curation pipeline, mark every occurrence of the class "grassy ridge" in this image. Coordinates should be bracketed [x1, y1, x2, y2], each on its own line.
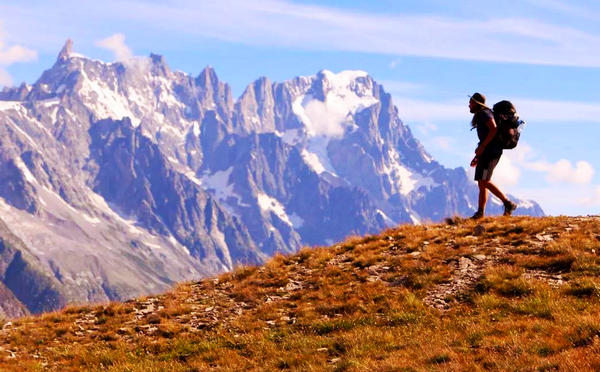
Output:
[0, 216, 599, 371]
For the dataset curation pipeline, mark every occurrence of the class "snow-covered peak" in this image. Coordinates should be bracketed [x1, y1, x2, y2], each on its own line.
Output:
[319, 69, 370, 88]
[317, 69, 374, 99]
[287, 70, 377, 137]
[281, 70, 380, 176]
[56, 39, 98, 63]
[289, 69, 378, 138]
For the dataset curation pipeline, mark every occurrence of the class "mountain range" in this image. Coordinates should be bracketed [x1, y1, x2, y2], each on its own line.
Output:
[0, 40, 543, 317]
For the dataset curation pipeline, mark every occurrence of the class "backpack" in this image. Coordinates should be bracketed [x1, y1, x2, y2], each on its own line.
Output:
[492, 100, 524, 149]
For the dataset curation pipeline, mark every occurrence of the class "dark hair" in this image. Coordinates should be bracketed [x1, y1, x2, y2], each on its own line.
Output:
[470, 92, 486, 106]
[471, 105, 489, 129]
[469, 93, 488, 129]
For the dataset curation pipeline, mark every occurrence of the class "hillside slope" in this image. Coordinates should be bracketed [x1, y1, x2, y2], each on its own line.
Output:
[0, 216, 598, 371]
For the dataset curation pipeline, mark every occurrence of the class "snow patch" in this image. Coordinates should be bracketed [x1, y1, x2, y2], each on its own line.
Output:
[211, 226, 232, 269]
[79, 69, 140, 126]
[82, 214, 101, 224]
[383, 149, 437, 195]
[0, 101, 22, 111]
[168, 235, 191, 255]
[5, 117, 38, 149]
[290, 71, 377, 175]
[142, 241, 164, 250]
[88, 192, 145, 234]
[376, 209, 395, 226]
[257, 193, 292, 226]
[201, 167, 234, 202]
[301, 149, 327, 175]
[160, 125, 186, 140]
[289, 212, 304, 229]
[14, 158, 36, 183]
[519, 200, 534, 209]
[491, 198, 503, 206]
[185, 171, 203, 187]
[41, 98, 60, 107]
[410, 214, 421, 225]
[280, 128, 304, 146]
[69, 52, 87, 59]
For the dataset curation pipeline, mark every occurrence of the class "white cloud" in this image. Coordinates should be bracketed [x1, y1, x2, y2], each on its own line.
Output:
[0, 68, 11, 86]
[0, 23, 37, 86]
[513, 185, 596, 216]
[504, 142, 594, 185]
[494, 155, 522, 188]
[544, 160, 594, 184]
[4, 0, 600, 68]
[140, 1, 600, 67]
[302, 99, 348, 138]
[95, 33, 132, 61]
[389, 95, 600, 124]
[0, 44, 37, 65]
[578, 186, 600, 207]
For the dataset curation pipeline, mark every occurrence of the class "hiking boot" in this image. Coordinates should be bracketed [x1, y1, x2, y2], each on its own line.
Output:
[470, 210, 484, 220]
[503, 200, 517, 216]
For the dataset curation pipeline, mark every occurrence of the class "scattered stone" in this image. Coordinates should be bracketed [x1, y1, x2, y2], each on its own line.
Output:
[117, 327, 131, 335]
[473, 224, 485, 236]
[523, 270, 566, 288]
[458, 257, 474, 271]
[535, 234, 554, 242]
[424, 254, 491, 310]
[284, 280, 303, 291]
[444, 217, 457, 225]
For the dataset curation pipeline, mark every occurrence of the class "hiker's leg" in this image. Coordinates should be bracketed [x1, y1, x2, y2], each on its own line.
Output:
[484, 181, 508, 204]
[477, 180, 488, 212]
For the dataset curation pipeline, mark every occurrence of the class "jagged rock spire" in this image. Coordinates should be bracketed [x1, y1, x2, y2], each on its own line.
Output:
[58, 39, 73, 61]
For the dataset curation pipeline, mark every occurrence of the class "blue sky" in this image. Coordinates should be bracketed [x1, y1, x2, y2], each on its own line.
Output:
[1, 0, 599, 216]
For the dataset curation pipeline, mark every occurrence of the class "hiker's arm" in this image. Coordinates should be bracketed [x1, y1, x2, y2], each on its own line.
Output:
[475, 118, 497, 157]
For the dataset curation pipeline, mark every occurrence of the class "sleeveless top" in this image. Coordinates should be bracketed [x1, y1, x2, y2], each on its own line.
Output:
[473, 108, 503, 157]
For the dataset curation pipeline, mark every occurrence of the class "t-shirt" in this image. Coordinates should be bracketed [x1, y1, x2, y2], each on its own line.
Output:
[473, 108, 503, 157]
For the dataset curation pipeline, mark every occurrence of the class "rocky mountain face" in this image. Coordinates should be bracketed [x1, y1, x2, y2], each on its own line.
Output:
[0, 40, 543, 316]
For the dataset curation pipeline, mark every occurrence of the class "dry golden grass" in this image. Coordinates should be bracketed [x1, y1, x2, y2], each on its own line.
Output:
[0, 216, 599, 371]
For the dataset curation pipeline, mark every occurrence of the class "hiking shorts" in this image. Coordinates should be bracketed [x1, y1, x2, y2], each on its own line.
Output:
[474, 153, 501, 181]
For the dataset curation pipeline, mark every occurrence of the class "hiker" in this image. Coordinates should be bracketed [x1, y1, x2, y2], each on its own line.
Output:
[468, 92, 517, 219]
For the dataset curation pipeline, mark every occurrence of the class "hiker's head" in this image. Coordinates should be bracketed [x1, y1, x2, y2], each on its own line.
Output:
[469, 92, 487, 113]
